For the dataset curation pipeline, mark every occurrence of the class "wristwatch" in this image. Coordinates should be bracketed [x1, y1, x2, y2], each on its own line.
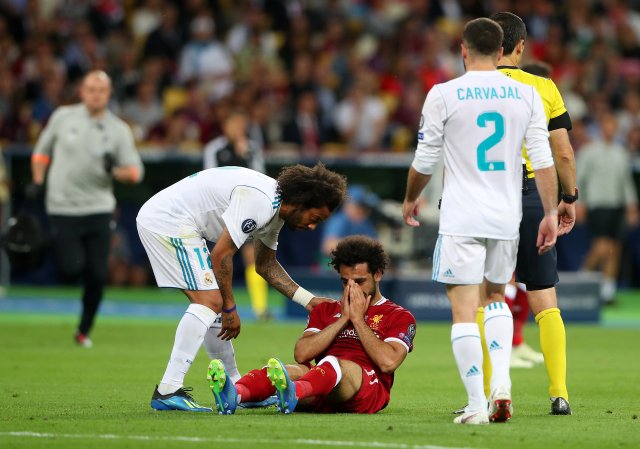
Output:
[561, 188, 579, 204]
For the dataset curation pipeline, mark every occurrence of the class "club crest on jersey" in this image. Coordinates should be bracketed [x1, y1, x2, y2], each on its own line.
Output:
[241, 219, 257, 233]
[204, 272, 214, 285]
[370, 314, 384, 330]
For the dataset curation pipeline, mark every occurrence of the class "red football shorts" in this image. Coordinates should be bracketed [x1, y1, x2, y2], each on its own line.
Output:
[307, 366, 390, 414]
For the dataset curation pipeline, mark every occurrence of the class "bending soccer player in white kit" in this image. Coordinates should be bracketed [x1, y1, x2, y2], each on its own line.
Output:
[137, 163, 347, 411]
[403, 18, 560, 424]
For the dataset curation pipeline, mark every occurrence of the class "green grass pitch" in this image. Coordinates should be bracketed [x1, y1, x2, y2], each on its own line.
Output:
[0, 290, 639, 449]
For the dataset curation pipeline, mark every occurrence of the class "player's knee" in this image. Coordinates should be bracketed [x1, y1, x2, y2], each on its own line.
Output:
[285, 363, 310, 381]
[184, 290, 221, 312]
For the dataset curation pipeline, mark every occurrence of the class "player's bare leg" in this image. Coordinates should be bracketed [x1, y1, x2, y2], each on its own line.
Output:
[326, 359, 363, 403]
[581, 238, 607, 272]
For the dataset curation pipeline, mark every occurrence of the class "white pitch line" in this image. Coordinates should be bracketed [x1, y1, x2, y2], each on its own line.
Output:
[0, 431, 484, 449]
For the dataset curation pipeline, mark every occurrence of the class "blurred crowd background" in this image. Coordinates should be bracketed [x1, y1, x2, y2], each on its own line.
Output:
[0, 0, 639, 289]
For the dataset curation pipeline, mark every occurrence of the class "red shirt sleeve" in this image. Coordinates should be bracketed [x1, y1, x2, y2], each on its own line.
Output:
[382, 309, 417, 353]
[305, 302, 331, 333]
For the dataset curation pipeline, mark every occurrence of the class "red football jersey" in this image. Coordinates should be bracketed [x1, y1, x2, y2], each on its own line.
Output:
[305, 297, 416, 392]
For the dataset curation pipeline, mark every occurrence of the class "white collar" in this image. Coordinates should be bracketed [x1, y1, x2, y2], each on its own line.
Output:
[372, 297, 387, 306]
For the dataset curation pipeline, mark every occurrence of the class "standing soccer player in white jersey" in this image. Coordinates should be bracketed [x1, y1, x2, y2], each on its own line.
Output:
[402, 18, 559, 425]
[137, 163, 347, 412]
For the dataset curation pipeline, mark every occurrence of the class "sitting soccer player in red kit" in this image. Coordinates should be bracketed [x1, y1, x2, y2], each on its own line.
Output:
[206, 235, 417, 414]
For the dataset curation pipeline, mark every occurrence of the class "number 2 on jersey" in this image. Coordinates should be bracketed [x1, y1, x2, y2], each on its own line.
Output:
[476, 112, 505, 172]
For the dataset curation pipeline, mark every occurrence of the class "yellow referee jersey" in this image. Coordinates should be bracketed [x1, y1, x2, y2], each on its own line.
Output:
[498, 66, 572, 178]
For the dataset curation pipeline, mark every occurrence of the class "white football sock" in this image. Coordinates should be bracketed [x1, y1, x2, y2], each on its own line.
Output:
[600, 277, 616, 303]
[484, 302, 513, 392]
[158, 304, 217, 395]
[204, 322, 241, 383]
[451, 323, 486, 413]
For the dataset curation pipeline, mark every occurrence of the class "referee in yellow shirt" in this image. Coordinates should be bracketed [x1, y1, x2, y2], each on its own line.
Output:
[485, 12, 577, 415]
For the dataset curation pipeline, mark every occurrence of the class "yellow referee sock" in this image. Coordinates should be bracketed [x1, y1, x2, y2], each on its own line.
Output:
[477, 306, 491, 397]
[245, 264, 268, 317]
[535, 307, 569, 400]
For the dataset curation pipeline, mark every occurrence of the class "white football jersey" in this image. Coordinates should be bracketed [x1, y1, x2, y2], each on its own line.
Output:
[137, 167, 283, 249]
[412, 71, 553, 239]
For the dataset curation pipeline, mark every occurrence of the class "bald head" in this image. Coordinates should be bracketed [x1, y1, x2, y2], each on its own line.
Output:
[81, 70, 112, 116]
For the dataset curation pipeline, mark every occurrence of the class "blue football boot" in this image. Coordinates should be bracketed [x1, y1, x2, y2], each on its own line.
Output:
[150, 386, 212, 412]
[239, 394, 278, 409]
[266, 358, 298, 414]
[207, 359, 238, 415]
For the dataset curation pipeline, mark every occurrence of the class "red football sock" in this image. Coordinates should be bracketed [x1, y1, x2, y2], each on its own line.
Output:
[512, 286, 530, 346]
[295, 362, 338, 400]
[236, 368, 275, 403]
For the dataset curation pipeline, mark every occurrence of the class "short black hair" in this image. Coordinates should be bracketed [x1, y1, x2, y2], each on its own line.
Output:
[463, 18, 504, 57]
[277, 162, 347, 212]
[329, 235, 389, 275]
[491, 12, 527, 55]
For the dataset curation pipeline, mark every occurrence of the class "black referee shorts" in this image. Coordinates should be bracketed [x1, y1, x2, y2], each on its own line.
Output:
[515, 178, 559, 287]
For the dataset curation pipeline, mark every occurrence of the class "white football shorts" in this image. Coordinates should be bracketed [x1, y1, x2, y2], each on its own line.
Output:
[432, 234, 518, 285]
[137, 224, 219, 291]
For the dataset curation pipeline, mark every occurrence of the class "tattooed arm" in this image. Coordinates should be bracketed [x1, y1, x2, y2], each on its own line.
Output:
[254, 239, 332, 311]
[211, 228, 241, 339]
[254, 239, 299, 297]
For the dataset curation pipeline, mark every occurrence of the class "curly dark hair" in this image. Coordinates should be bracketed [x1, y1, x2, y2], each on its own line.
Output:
[329, 235, 389, 275]
[276, 162, 347, 212]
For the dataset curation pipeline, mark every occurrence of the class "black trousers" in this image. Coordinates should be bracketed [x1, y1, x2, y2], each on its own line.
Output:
[49, 214, 113, 335]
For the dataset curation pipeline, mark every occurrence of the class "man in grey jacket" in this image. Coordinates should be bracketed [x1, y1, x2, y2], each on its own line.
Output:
[577, 112, 639, 304]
